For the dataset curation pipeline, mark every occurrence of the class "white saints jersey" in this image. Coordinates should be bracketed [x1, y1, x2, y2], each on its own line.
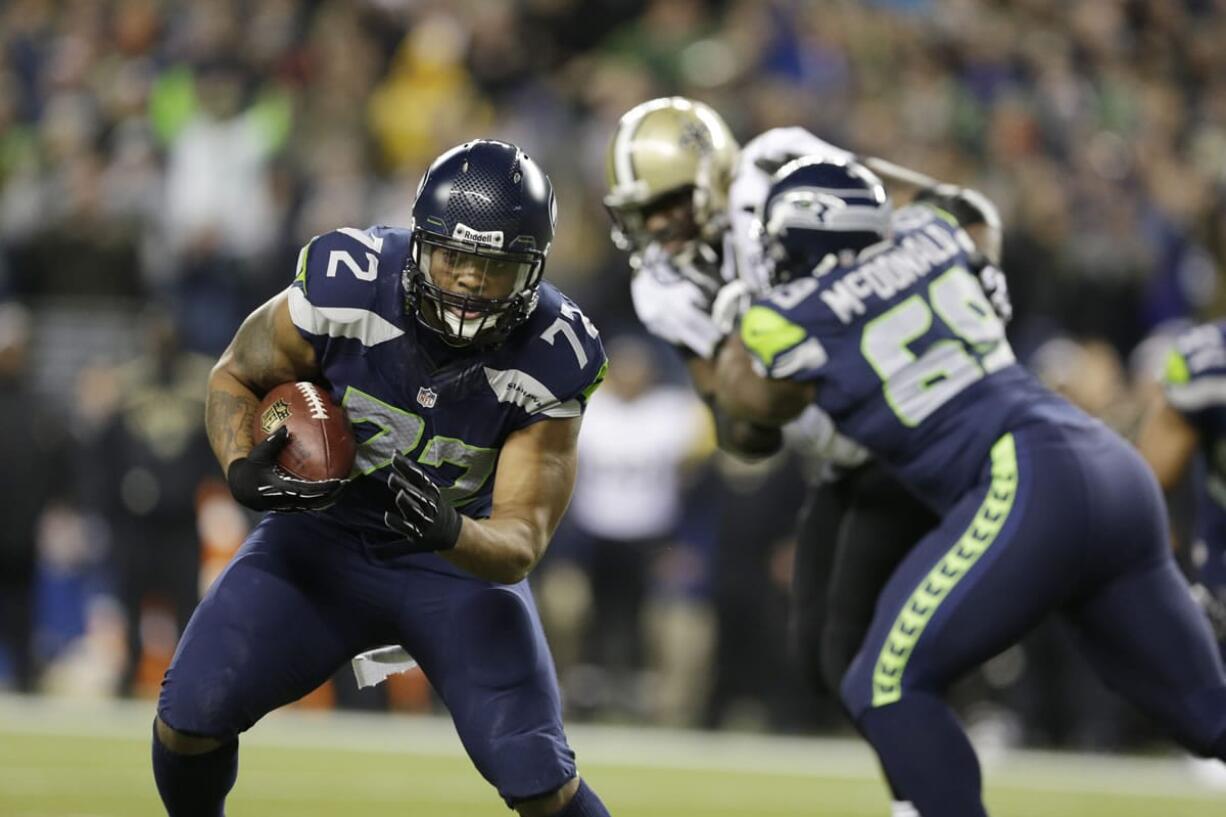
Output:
[631, 127, 855, 359]
[628, 126, 866, 471]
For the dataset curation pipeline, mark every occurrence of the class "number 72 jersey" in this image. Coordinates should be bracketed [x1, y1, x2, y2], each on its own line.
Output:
[741, 205, 1078, 512]
[287, 225, 607, 545]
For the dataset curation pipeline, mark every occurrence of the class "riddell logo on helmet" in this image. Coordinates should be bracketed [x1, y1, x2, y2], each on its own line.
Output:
[452, 223, 504, 248]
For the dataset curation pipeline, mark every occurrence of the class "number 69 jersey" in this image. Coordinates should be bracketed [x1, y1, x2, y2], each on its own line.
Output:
[288, 225, 607, 550]
[741, 205, 1084, 512]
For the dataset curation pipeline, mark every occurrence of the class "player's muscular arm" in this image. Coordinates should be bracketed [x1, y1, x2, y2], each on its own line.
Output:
[685, 354, 718, 401]
[715, 333, 814, 427]
[686, 352, 785, 459]
[206, 290, 320, 471]
[441, 417, 581, 584]
[1136, 394, 1200, 492]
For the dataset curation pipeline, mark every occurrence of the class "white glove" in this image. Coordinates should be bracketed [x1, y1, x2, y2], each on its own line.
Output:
[711, 279, 753, 336]
[630, 245, 724, 359]
[784, 404, 870, 470]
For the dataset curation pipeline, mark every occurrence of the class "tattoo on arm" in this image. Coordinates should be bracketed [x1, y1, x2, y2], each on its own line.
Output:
[205, 290, 320, 472]
[205, 387, 258, 472]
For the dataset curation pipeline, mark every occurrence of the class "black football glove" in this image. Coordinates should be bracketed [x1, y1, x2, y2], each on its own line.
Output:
[972, 256, 1013, 326]
[913, 183, 1003, 265]
[226, 425, 345, 512]
[381, 452, 463, 555]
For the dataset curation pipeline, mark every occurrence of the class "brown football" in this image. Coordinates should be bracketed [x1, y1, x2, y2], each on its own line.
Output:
[253, 382, 356, 482]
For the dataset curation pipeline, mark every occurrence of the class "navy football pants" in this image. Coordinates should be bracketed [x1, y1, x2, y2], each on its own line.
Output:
[157, 513, 576, 803]
[841, 421, 1226, 817]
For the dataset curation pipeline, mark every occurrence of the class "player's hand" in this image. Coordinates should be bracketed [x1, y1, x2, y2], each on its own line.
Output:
[1191, 583, 1226, 642]
[913, 184, 1002, 265]
[711, 279, 753, 336]
[382, 453, 462, 555]
[226, 425, 345, 512]
[974, 259, 1013, 325]
[785, 404, 871, 471]
[631, 245, 724, 359]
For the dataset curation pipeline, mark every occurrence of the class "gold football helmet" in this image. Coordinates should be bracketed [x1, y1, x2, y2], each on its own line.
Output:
[603, 97, 740, 255]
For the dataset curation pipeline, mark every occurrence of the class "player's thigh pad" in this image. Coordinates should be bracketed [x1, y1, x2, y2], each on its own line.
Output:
[158, 515, 392, 738]
[397, 575, 575, 803]
[840, 430, 1088, 719]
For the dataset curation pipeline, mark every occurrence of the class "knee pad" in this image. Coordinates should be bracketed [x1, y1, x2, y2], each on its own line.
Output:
[157, 658, 250, 741]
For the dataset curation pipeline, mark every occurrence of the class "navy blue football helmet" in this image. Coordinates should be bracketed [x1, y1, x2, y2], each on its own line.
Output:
[760, 156, 890, 284]
[406, 140, 557, 346]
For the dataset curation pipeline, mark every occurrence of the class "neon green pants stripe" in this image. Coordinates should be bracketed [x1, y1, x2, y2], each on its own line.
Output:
[871, 433, 1019, 707]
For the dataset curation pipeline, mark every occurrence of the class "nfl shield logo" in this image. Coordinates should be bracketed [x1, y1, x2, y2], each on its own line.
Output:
[416, 387, 438, 408]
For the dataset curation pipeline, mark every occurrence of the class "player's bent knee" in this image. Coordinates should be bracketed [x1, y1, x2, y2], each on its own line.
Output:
[154, 715, 229, 756]
[511, 776, 579, 817]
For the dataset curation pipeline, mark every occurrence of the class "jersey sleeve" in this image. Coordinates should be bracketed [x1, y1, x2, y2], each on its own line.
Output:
[1164, 323, 1226, 424]
[287, 227, 405, 364]
[739, 279, 830, 381]
[485, 291, 608, 431]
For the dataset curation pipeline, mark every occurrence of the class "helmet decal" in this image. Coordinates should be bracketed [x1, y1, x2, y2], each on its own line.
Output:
[452, 222, 504, 248]
[761, 157, 891, 285]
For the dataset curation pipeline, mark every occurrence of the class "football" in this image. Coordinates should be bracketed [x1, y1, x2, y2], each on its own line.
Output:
[253, 381, 356, 482]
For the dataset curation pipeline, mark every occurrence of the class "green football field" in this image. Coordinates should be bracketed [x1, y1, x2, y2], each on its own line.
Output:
[2, 695, 1223, 816]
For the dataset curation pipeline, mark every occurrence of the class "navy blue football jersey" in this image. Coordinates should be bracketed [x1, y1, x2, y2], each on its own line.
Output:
[287, 226, 607, 545]
[740, 204, 1085, 511]
[1165, 321, 1226, 587]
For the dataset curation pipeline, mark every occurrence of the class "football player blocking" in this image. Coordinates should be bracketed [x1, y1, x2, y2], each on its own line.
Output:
[604, 98, 956, 815]
[716, 156, 1226, 816]
[152, 141, 612, 817]
[604, 98, 939, 694]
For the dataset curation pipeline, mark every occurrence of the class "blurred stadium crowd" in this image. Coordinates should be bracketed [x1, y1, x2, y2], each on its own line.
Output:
[3, 0, 1226, 752]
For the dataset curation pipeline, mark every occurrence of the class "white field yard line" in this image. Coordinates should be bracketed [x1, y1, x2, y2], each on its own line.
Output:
[1, 694, 1223, 801]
